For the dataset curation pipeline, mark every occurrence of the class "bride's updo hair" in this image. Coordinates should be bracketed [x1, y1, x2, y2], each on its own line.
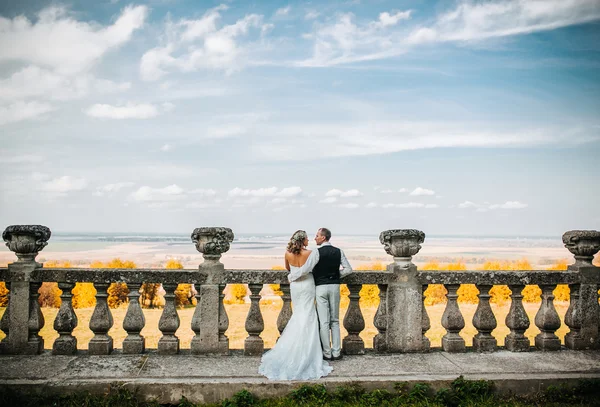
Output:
[286, 230, 308, 255]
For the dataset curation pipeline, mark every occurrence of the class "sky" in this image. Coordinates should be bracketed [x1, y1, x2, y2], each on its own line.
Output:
[0, 0, 599, 237]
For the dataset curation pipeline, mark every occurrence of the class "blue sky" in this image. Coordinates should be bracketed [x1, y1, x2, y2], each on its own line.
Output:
[0, 0, 599, 236]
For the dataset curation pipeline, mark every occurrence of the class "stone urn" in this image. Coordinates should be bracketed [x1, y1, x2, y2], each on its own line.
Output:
[562, 230, 600, 266]
[191, 227, 234, 263]
[2, 225, 51, 263]
[379, 229, 425, 265]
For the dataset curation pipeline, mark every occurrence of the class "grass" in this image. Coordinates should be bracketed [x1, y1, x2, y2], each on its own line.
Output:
[0, 300, 570, 350]
[1, 377, 599, 406]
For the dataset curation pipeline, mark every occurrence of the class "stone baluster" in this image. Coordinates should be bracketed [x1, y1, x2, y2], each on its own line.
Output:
[565, 284, 584, 349]
[563, 230, 600, 349]
[441, 284, 465, 352]
[379, 229, 426, 352]
[472, 284, 497, 352]
[158, 283, 180, 354]
[343, 284, 365, 355]
[190, 284, 202, 353]
[421, 284, 431, 351]
[218, 284, 229, 355]
[191, 227, 234, 354]
[123, 283, 145, 354]
[53, 282, 78, 355]
[373, 284, 388, 352]
[27, 282, 44, 354]
[276, 284, 292, 339]
[89, 283, 114, 355]
[505, 284, 530, 352]
[0, 282, 10, 354]
[534, 284, 561, 351]
[244, 283, 264, 356]
[3, 225, 50, 354]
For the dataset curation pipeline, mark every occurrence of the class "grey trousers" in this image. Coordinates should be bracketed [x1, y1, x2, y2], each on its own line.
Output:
[315, 284, 341, 358]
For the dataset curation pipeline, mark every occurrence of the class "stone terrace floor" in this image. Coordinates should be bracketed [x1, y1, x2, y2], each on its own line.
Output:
[1, 350, 599, 404]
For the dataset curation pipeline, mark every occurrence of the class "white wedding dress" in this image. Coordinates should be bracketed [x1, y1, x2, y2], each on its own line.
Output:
[258, 263, 333, 380]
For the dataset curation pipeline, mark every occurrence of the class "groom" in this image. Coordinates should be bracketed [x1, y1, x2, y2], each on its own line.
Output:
[312, 227, 353, 361]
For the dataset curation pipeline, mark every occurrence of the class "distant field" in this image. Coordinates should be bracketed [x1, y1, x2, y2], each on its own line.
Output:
[0, 301, 570, 350]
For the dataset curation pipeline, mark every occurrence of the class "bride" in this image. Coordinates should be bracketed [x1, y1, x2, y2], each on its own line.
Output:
[258, 230, 333, 380]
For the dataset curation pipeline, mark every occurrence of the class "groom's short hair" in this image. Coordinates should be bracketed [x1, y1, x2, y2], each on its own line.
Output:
[319, 227, 332, 241]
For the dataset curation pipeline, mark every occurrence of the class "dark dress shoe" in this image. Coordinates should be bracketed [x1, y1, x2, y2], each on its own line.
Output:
[323, 355, 333, 361]
[332, 354, 343, 361]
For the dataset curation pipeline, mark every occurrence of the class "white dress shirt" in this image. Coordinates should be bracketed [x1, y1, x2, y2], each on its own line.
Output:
[288, 242, 353, 282]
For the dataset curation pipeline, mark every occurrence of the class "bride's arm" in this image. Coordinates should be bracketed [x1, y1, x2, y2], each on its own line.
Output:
[288, 250, 320, 282]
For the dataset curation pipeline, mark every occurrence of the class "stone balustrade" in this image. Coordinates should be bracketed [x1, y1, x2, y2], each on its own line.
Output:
[0, 226, 599, 357]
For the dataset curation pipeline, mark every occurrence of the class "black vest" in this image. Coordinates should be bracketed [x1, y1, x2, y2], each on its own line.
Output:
[313, 245, 342, 286]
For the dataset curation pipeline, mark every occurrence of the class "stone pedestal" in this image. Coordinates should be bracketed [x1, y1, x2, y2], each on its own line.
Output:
[379, 229, 426, 353]
[2, 225, 51, 355]
[563, 230, 600, 350]
[190, 227, 234, 355]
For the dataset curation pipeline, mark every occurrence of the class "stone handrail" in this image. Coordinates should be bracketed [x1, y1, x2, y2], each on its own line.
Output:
[0, 225, 599, 357]
[417, 270, 581, 285]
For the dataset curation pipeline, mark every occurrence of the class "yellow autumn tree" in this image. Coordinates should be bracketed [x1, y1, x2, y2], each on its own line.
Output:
[102, 258, 135, 308]
[354, 262, 385, 307]
[270, 265, 285, 296]
[166, 259, 194, 308]
[420, 261, 447, 305]
[0, 283, 8, 307]
[39, 261, 72, 308]
[547, 259, 570, 302]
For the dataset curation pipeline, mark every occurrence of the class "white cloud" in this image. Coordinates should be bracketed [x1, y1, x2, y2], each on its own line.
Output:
[459, 200, 528, 210]
[410, 187, 435, 196]
[277, 186, 303, 197]
[161, 144, 172, 152]
[325, 189, 343, 197]
[0, 66, 129, 101]
[398, 188, 408, 193]
[85, 103, 160, 119]
[130, 184, 184, 202]
[299, 1, 600, 67]
[338, 202, 359, 209]
[0, 5, 148, 75]
[489, 201, 528, 209]
[0, 101, 55, 125]
[425, 204, 439, 209]
[381, 202, 425, 208]
[377, 11, 412, 27]
[42, 176, 88, 193]
[458, 201, 478, 209]
[319, 197, 337, 204]
[275, 6, 291, 17]
[140, 5, 269, 81]
[397, 202, 425, 208]
[408, 0, 600, 45]
[227, 186, 301, 199]
[325, 188, 363, 197]
[365, 202, 378, 208]
[305, 11, 320, 20]
[380, 189, 393, 194]
[251, 120, 599, 161]
[94, 182, 134, 196]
